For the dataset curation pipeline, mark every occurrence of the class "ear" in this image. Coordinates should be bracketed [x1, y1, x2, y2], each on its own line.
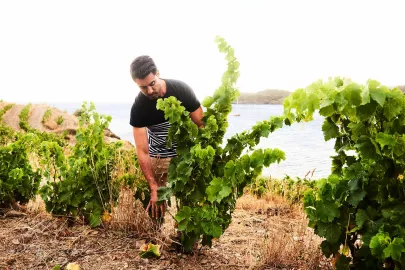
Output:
[156, 71, 160, 78]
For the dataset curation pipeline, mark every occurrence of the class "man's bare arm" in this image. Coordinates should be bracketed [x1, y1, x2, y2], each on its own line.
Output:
[190, 106, 204, 128]
[133, 127, 157, 190]
[133, 127, 164, 218]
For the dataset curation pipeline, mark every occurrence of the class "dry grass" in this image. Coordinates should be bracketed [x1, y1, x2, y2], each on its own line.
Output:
[240, 192, 332, 270]
[258, 214, 331, 270]
[109, 187, 152, 235]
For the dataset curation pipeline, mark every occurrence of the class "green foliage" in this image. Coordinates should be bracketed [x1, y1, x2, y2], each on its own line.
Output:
[157, 37, 286, 251]
[0, 103, 14, 121]
[19, 104, 31, 131]
[0, 123, 17, 146]
[56, 115, 64, 125]
[248, 175, 316, 204]
[284, 78, 405, 268]
[118, 173, 150, 208]
[42, 108, 52, 124]
[40, 102, 122, 227]
[0, 133, 42, 207]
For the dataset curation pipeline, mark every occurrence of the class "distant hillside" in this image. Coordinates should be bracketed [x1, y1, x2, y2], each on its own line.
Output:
[234, 89, 291, 105]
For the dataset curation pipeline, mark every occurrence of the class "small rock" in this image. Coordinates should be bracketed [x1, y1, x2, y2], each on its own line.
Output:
[201, 259, 208, 264]
[141, 258, 149, 264]
[12, 239, 20, 245]
[211, 263, 216, 266]
[71, 250, 80, 257]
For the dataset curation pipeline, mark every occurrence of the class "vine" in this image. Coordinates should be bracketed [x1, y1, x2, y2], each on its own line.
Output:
[284, 78, 405, 269]
[157, 37, 286, 251]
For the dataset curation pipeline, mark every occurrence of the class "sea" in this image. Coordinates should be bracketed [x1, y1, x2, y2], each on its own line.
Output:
[49, 102, 336, 180]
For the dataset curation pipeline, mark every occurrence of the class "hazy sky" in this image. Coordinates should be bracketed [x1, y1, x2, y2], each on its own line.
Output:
[1, 0, 404, 103]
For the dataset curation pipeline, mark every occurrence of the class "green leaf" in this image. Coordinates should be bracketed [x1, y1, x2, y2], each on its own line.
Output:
[315, 200, 340, 222]
[355, 209, 369, 229]
[202, 96, 215, 108]
[175, 206, 192, 223]
[383, 237, 405, 261]
[356, 101, 377, 121]
[369, 81, 387, 107]
[383, 89, 404, 120]
[157, 186, 172, 203]
[250, 149, 264, 168]
[319, 104, 335, 117]
[206, 178, 232, 203]
[317, 222, 342, 244]
[347, 190, 366, 207]
[322, 117, 339, 141]
[139, 243, 161, 258]
[348, 122, 367, 141]
[89, 212, 102, 227]
[376, 133, 395, 150]
[320, 240, 339, 258]
[370, 232, 391, 258]
[343, 83, 362, 107]
[224, 160, 236, 178]
[355, 136, 378, 159]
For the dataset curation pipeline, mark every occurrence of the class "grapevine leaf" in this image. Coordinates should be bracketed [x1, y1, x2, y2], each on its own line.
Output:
[157, 186, 172, 203]
[319, 104, 335, 117]
[202, 96, 215, 108]
[376, 133, 395, 150]
[355, 209, 369, 229]
[315, 200, 340, 222]
[356, 101, 377, 121]
[362, 85, 371, 104]
[175, 206, 192, 223]
[383, 89, 404, 120]
[355, 136, 378, 159]
[370, 232, 391, 258]
[206, 178, 232, 203]
[139, 243, 161, 258]
[322, 118, 339, 141]
[89, 212, 102, 227]
[383, 237, 405, 261]
[320, 240, 339, 258]
[343, 83, 362, 107]
[250, 149, 264, 168]
[224, 161, 236, 178]
[347, 189, 366, 207]
[369, 83, 386, 107]
[317, 222, 342, 244]
[348, 122, 367, 141]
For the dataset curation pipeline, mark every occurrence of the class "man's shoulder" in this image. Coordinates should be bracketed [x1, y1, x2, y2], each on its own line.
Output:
[165, 78, 191, 91]
[132, 92, 147, 108]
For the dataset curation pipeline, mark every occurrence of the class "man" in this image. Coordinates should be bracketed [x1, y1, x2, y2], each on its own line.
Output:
[129, 55, 203, 220]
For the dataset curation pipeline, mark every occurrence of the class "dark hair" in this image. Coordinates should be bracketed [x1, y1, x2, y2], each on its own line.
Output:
[130, 55, 157, 80]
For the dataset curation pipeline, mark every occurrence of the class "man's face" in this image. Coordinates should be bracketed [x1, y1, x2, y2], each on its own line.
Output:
[134, 72, 162, 100]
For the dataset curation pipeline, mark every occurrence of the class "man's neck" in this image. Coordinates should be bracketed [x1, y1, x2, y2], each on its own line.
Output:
[159, 78, 167, 97]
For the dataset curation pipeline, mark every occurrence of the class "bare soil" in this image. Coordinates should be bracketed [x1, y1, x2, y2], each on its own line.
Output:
[0, 195, 331, 270]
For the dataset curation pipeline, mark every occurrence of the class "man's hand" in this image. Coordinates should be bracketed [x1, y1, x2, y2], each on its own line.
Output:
[146, 189, 167, 218]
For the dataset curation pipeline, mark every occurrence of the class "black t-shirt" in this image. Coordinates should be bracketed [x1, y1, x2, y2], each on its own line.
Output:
[130, 78, 200, 157]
